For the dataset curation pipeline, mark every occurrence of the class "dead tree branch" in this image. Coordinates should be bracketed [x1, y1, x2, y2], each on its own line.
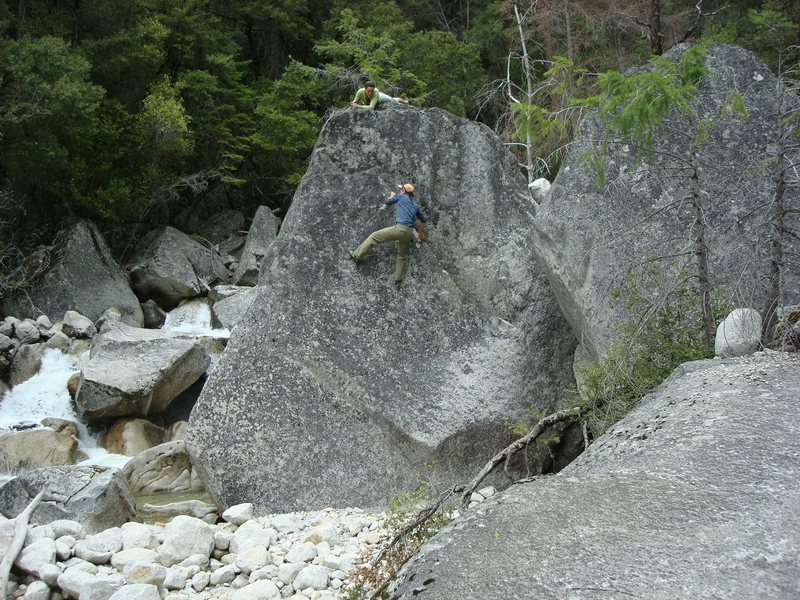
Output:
[0, 488, 45, 593]
[461, 406, 583, 508]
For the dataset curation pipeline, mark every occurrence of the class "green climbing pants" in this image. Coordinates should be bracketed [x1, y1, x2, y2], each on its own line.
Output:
[353, 224, 414, 281]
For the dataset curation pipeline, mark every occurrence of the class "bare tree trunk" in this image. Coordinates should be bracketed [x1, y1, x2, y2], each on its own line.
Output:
[649, 0, 663, 55]
[762, 139, 786, 345]
[0, 489, 45, 594]
[563, 0, 573, 63]
[513, 2, 535, 185]
[689, 149, 716, 346]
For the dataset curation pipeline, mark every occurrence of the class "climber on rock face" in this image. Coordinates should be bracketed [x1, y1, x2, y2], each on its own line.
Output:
[349, 183, 427, 286]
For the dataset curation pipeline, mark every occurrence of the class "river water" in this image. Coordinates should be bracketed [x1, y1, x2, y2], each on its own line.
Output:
[0, 299, 229, 483]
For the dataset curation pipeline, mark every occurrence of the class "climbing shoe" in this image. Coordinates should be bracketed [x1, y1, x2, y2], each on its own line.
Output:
[349, 250, 361, 265]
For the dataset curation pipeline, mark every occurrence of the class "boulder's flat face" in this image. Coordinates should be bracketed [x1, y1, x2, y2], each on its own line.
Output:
[534, 44, 800, 360]
[186, 106, 576, 512]
[390, 352, 800, 599]
[4, 221, 144, 326]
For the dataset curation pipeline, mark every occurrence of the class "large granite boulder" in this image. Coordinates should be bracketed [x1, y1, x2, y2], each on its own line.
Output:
[2, 221, 144, 326]
[129, 227, 217, 310]
[76, 322, 210, 422]
[534, 44, 800, 361]
[0, 465, 137, 534]
[233, 206, 279, 286]
[390, 351, 800, 598]
[186, 106, 576, 512]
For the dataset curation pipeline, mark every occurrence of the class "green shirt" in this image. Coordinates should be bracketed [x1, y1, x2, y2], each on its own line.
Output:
[353, 87, 381, 110]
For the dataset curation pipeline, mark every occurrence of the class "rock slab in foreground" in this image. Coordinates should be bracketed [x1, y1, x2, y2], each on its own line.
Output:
[187, 106, 576, 513]
[0, 465, 137, 534]
[390, 352, 800, 599]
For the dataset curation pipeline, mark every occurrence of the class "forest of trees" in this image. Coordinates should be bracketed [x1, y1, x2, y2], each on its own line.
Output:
[0, 0, 797, 269]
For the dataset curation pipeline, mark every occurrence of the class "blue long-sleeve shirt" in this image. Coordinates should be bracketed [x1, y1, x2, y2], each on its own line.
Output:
[386, 194, 427, 227]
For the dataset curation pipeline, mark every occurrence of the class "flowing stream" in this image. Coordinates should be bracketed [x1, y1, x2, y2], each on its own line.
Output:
[0, 299, 229, 483]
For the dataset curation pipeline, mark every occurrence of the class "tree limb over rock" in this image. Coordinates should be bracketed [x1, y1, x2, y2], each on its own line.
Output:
[461, 406, 583, 508]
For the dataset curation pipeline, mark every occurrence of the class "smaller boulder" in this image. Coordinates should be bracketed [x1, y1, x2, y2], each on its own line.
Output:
[163, 421, 187, 442]
[0, 428, 77, 470]
[715, 308, 762, 358]
[157, 515, 215, 566]
[233, 206, 279, 286]
[76, 322, 210, 422]
[1, 221, 144, 326]
[35, 315, 53, 333]
[140, 300, 167, 329]
[44, 330, 71, 352]
[9, 343, 45, 386]
[293, 564, 329, 590]
[108, 583, 161, 600]
[528, 177, 551, 202]
[0, 317, 15, 337]
[0, 333, 14, 352]
[95, 307, 123, 332]
[122, 440, 204, 494]
[62, 311, 97, 339]
[0, 466, 137, 533]
[14, 320, 41, 344]
[222, 503, 253, 525]
[210, 287, 256, 330]
[232, 579, 279, 600]
[41, 417, 79, 439]
[101, 419, 164, 456]
[129, 227, 216, 310]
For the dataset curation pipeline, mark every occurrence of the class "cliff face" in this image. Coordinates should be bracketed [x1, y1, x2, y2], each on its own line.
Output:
[186, 105, 576, 513]
[534, 43, 800, 361]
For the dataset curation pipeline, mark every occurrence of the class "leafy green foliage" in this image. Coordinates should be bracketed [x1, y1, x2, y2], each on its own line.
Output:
[251, 61, 329, 202]
[0, 36, 106, 217]
[316, 7, 421, 95]
[135, 76, 194, 168]
[580, 44, 710, 161]
[402, 30, 486, 115]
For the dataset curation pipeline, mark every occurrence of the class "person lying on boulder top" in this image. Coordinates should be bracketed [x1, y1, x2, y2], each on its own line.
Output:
[350, 183, 427, 286]
[350, 81, 381, 110]
[378, 91, 410, 105]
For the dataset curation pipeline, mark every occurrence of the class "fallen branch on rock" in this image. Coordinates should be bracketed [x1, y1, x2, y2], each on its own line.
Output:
[460, 406, 584, 508]
[0, 488, 45, 594]
[363, 484, 464, 600]
[351, 405, 586, 598]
